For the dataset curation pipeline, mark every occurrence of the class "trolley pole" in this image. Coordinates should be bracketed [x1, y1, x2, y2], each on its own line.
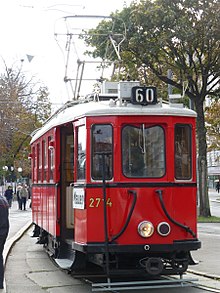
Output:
[101, 153, 111, 285]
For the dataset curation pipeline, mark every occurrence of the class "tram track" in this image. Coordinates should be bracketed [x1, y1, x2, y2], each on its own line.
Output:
[49, 255, 202, 293]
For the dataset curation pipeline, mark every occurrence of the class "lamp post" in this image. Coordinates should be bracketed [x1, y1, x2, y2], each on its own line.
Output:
[2, 166, 9, 192]
[17, 167, 23, 183]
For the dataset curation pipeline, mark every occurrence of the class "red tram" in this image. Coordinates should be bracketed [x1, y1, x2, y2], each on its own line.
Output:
[30, 81, 201, 277]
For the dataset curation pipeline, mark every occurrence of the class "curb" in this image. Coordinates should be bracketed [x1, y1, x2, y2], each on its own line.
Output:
[4, 220, 33, 264]
[3, 220, 33, 292]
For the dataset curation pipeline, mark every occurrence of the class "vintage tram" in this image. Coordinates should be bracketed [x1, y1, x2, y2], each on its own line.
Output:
[30, 81, 201, 277]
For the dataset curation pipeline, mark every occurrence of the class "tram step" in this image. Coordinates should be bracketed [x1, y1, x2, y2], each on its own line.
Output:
[54, 258, 73, 270]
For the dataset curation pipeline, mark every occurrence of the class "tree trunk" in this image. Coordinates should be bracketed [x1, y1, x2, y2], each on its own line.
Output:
[194, 99, 211, 217]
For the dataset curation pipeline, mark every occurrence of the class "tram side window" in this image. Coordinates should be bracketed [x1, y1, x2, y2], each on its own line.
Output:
[48, 136, 54, 182]
[91, 124, 113, 180]
[37, 143, 42, 182]
[42, 140, 47, 181]
[122, 125, 165, 178]
[77, 126, 86, 180]
[64, 134, 74, 182]
[175, 124, 192, 180]
[32, 146, 36, 182]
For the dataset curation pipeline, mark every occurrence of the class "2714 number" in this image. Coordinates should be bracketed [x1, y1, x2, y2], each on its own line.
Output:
[89, 197, 112, 208]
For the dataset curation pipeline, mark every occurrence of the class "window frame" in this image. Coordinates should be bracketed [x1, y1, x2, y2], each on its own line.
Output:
[121, 124, 166, 178]
[91, 124, 113, 181]
[174, 123, 192, 180]
[77, 125, 87, 181]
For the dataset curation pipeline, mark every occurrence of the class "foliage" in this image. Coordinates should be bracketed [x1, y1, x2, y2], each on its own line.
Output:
[0, 62, 51, 181]
[205, 99, 220, 151]
[83, 0, 220, 98]
[82, 0, 220, 217]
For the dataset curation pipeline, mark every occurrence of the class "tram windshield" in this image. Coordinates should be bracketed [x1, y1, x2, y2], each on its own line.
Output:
[122, 125, 165, 178]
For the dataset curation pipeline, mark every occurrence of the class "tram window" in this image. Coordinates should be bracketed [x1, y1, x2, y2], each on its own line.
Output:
[91, 124, 113, 180]
[37, 143, 42, 182]
[77, 126, 86, 180]
[48, 136, 54, 182]
[42, 140, 47, 181]
[32, 146, 36, 182]
[175, 124, 192, 180]
[122, 125, 165, 178]
[64, 135, 74, 182]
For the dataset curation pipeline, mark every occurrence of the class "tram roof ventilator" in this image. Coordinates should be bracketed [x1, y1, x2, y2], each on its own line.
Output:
[98, 80, 141, 107]
[168, 94, 184, 108]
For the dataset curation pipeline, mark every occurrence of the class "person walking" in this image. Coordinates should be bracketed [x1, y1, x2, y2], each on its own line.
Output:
[16, 185, 22, 210]
[19, 184, 28, 211]
[4, 186, 13, 208]
[0, 193, 9, 289]
[216, 181, 220, 193]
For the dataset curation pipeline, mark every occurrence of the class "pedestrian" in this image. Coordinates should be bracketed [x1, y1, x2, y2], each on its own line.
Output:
[27, 185, 32, 209]
[4, 186, 13, 208]
[19, 184, 28, 211]
[0, 193, 9, 289]
[16, 185, 22, 210]
[216, 181, 220, 193]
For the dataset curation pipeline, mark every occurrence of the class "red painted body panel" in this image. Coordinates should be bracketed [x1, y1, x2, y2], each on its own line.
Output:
[32, 185, 58, 237]
[74, 186, 197, 244]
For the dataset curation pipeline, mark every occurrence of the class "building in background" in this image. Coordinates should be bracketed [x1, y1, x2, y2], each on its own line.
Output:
[207, 150, 220, 189]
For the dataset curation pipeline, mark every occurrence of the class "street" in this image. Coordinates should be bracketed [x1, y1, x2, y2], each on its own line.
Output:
[209, 188, 220, 217]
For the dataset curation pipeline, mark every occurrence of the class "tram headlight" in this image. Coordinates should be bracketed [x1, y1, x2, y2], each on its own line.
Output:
[138, 221, 154, 238]
[157, 222, 171, 236]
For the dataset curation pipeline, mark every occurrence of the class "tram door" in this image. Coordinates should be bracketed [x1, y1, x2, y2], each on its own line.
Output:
[60, 125, 74, 241]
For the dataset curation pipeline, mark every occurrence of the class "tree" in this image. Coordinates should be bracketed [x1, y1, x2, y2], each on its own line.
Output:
[0, 61, 51, 181]
[82, 0, 220, 216]
[206, 98, 220, 151]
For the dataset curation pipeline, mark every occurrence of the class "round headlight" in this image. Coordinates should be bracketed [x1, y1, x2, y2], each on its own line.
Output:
[157, 222, 171, 236]
[138, 221, 154, 238]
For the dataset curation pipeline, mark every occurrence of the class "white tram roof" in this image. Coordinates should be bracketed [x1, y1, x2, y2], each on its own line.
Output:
[31, 98, 197, 144]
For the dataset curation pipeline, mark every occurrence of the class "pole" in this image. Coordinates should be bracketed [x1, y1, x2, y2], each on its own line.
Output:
[101, 153, 111, 285]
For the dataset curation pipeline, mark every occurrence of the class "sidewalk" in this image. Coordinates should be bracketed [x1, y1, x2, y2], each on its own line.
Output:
[4, 227, 90, 293]
[208, 188, 220, 200]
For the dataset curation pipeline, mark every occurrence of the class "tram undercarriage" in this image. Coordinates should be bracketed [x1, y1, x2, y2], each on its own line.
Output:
[33, 224, 198, 277]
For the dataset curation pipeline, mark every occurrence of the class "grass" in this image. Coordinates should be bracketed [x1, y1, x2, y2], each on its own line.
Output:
[198, 216, 220, 223]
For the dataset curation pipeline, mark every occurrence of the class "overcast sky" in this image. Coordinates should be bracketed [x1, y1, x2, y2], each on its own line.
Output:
[0, 0, 131, 109]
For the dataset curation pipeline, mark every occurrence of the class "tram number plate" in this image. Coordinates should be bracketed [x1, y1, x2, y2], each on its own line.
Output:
[131, 86, 157, 105]
[73, 188, 85, 209]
